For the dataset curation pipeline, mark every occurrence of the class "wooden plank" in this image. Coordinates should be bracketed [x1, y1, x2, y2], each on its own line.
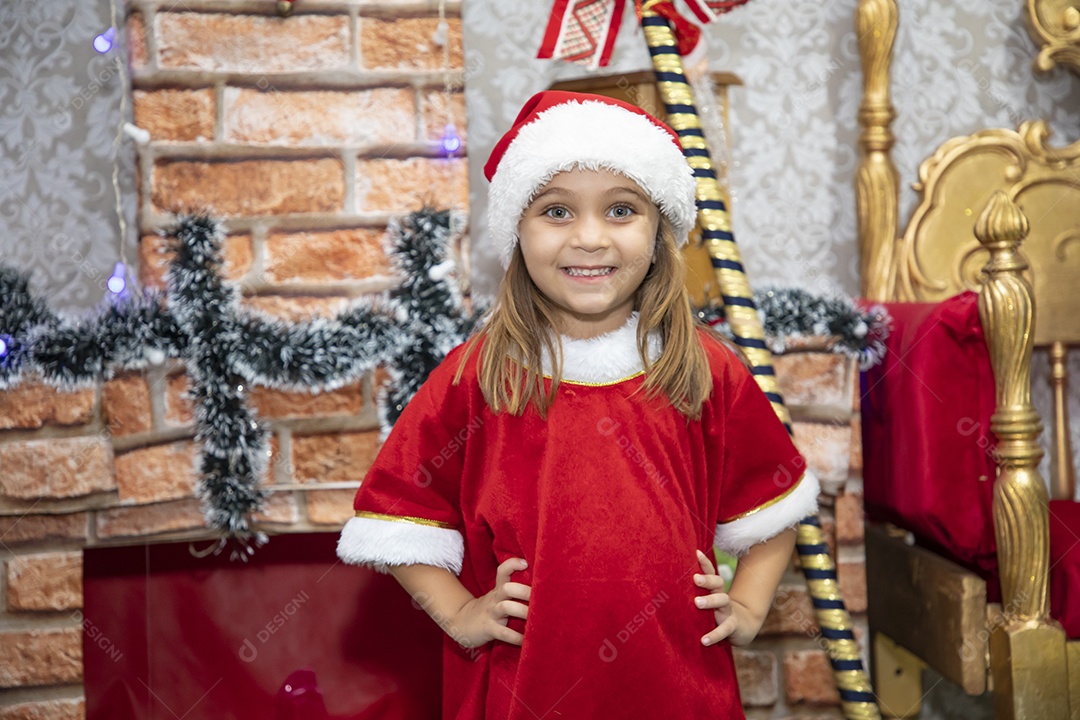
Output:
[866, 523, 989, 694]
[872, 632, 925, 718]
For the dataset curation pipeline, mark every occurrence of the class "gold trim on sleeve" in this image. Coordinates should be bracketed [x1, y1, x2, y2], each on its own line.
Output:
[355, 510, 456, 529]
[718, 471, 806, 524]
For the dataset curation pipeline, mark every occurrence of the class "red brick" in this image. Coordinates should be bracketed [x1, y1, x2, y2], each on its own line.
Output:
[133, 89, 214, 143]
[0, 629, 82, 688]
[835, 490, 864, 544]
[305, 488, 356, 526]
[292, 431, 380, 484]
[774, 353, 851, 409]
[0, 381, 94, 430]
[761, 584, 818, 636]
[356, 157, 468, 212]
[373, 366, 391, 398]
[102, 373, 152, 437]
[0, 513, 88, 546]
[223, 88, 415, 146]
[792, 421, 851, 486]
[96, 499, 207, 539]
[421, 89, 467, 144]
[243, 296, 350, 321]
[139, 233, 252, 290]
[250, 382, 364, 420]
[848, 416, 862, 474]
[0, 698, 85, 720]
[254, 492, 299, 525]
[163, 373, 193, 427]
[360, 17, 463, 70]
[365, 368, 386, 410]
[152, 159, 344, 217]
[264, 228, 389, 283]
[0, 438, 114, 500]
[820, 513, 837, 561]
[782, 650, 840, 705]
[733, 649, 778, 707]
[6, 552, 82, 612]
[837, 559, 867, 613]
[128, 13, 148, 70]
[114, 441, 198, 505]
[157, 13, 349, 73]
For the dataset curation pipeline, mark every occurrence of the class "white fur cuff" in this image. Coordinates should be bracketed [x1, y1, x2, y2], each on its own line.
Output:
[714, 470, 821, 556]
[337, 515, 465, 575]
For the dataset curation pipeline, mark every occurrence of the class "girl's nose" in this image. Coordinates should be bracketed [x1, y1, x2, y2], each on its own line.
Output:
[569, 212, 611, 251]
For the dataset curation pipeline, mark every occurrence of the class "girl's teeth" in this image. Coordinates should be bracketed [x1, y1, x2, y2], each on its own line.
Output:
[565, 267, 614, 277]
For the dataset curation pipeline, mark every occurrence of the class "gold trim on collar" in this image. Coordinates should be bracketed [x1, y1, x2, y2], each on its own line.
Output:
[545, 370, 646, 387]
[719, 471, 806, 524]
[355, 510, 456, 529]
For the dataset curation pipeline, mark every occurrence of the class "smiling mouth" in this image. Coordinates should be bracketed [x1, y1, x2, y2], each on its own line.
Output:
[562, 267, 616, 277]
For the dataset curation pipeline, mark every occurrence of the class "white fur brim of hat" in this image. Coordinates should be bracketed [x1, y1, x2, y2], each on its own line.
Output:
[487, 99, 698, 269]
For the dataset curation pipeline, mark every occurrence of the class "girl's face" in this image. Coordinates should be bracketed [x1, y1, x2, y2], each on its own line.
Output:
[518, 168, 660, 340]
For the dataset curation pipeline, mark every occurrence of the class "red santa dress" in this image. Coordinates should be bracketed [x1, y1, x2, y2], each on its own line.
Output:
[337, 311, 820, 719]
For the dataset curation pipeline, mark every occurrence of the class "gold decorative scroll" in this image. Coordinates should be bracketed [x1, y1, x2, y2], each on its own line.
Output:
[1024, 0, 1080, 75]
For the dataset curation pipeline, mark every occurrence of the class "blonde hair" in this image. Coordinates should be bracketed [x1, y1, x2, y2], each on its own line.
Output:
[453, 214, 741, 420]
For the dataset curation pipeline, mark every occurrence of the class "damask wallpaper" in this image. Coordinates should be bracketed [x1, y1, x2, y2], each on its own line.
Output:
[0, 0, 137, 313]
[461, 0, 1080, 495]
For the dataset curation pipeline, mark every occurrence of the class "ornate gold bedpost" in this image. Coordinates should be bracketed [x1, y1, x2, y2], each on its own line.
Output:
[855, 0, 900, 301]
[638, 3, 880, 718]
[975, 191, 1070, 720]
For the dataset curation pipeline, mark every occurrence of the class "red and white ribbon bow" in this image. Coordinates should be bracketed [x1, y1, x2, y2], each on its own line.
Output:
[537, 0, 750, 69]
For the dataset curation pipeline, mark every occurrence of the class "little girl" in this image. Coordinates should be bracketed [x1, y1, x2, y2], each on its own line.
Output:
[338, 91, 820, 719]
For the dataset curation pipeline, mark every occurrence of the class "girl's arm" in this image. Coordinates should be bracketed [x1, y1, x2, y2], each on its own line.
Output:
[389, 557, 531, 649]
[694, 528, 796, 647]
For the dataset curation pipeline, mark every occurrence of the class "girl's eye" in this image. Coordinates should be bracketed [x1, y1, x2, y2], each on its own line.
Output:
[544, 206, 569, 219]
[610, 205, 635, 218]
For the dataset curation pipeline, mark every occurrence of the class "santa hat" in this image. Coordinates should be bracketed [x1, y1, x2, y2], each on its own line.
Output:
[484, 90, 698, 269]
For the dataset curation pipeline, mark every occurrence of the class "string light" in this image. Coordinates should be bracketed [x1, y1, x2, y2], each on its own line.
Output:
[107, 262, 127, 295]
[441, 123, 461, 154]
[434, 0, 460, 159]
[93, 27, 116, 54]
[0, 335, 9, 360]
[105, 0, 136, 299]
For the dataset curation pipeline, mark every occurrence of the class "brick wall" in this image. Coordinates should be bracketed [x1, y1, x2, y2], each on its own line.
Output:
[0, 2, 868, 717]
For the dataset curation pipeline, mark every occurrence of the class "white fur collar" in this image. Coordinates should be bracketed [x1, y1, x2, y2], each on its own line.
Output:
[541, 312, 662, 384]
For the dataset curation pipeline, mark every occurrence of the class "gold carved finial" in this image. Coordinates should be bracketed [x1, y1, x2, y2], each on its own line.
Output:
[975, 191, 1047, 624]
[976, 189, 1070, 718]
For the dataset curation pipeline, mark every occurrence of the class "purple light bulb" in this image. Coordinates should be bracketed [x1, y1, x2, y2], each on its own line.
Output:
[93, 27, 116, 54]
[107, 262, 126, 294]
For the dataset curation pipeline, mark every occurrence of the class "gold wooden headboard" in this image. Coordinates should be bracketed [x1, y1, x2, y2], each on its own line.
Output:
[894, 121, 1080, 347]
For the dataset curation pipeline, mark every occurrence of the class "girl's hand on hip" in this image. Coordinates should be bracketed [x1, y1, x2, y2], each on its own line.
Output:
[451, 557, 531, 649]
[692, 548, 756, 647]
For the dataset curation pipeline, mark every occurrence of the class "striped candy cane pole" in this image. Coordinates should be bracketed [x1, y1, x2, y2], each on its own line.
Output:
[638, 3, 880, 717]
